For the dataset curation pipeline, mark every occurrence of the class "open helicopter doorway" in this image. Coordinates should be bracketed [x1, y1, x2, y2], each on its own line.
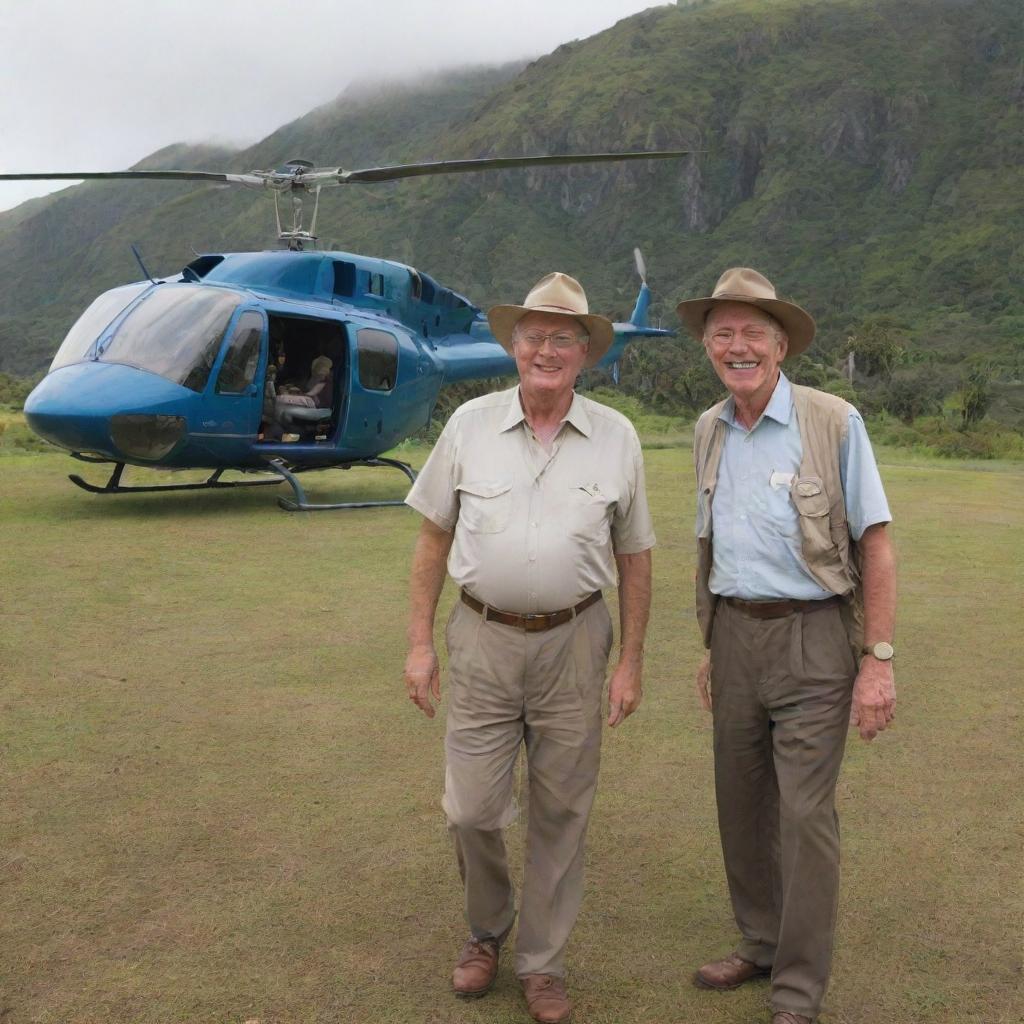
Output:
[259, 314, 347, 444]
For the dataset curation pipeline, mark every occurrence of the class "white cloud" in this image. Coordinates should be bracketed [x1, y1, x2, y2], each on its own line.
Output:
[0, 0, 666, 210]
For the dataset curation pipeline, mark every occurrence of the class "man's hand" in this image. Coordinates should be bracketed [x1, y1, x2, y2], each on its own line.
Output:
[607, 659, 642, 728]
[695, 651, 712, 712]
[850, 656, 895, 741]
[404, 643, 441, 718]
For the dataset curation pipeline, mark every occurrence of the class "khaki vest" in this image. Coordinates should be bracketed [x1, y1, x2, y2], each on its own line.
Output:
[693, 383, 864, 653]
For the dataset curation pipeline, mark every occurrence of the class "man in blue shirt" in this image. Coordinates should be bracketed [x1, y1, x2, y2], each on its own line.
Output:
[680, 268, 897, 1024]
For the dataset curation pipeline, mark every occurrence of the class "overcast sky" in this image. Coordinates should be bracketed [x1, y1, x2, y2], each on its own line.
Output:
[0, 0, 665, 212]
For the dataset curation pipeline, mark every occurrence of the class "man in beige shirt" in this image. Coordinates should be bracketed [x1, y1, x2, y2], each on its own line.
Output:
[403, 273, 655, 1024]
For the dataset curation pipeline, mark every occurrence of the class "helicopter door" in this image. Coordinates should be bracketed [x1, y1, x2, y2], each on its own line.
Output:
[200, 309, 265, 449]
[347, 327, 400, 451]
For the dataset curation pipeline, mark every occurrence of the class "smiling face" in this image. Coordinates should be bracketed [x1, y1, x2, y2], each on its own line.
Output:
[512, 311, 590, 403]
[703, 302, 788, 415]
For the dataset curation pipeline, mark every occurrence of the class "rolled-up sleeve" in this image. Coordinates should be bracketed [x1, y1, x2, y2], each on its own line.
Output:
[405, 426, 459, 530]
[840, 411, 892, 540]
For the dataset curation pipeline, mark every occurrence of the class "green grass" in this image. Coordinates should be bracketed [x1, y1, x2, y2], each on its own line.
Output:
[1, 449, 1021, 1023]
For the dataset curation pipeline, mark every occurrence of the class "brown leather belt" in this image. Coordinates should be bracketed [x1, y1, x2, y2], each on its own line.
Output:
[460, 589, 602, 632]
[723, 595, 841, 619]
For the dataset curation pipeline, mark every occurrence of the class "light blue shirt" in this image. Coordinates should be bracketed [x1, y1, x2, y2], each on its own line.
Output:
[705, 372, 892, 600]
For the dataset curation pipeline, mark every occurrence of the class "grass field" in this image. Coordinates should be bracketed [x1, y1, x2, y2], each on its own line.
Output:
[1, 447, 1021, 1024]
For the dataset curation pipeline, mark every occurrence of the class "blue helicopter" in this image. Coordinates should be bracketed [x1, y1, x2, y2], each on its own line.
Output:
[7, 153, 683, 510]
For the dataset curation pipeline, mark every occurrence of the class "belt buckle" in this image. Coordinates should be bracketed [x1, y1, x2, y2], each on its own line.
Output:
[521, 612, 548, 632]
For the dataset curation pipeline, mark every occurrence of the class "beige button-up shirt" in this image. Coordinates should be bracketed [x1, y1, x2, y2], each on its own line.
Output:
[406, 386, 656, 613]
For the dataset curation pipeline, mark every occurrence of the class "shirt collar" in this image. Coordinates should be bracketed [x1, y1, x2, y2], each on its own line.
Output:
[499, 386, 592, 437]
[717, 370, 793, 429]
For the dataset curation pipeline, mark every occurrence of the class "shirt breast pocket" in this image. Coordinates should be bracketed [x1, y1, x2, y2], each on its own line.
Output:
[456, 480, 513, 534]
[568, 485, 614, 542]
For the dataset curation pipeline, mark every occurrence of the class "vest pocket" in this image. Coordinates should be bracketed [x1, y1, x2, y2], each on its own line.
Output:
[456, 480, 513, 534]
[790, 476, 829, 517]
[789, 475, 834, 560]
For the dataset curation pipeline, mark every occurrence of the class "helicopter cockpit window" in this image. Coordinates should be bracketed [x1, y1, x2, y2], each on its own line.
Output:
[49, 282, 150, 372]
[408, 270, 422, 301]
[368, 272, 384, 297]
[215, 311, 263, 394]
[356, 328, 398, 392]
[99, 285, 242, 393]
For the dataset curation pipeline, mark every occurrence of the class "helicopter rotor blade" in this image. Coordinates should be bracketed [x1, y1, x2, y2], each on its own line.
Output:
[0, 170, 267, 185]
[332, 150, 691, 184]
[1, 152, 692, 191]
[634, 247, 648, 284]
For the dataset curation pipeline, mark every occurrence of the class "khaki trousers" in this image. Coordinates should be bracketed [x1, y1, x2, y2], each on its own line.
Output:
[710, 600, 857, 1018]
[443, 597, 613, 978]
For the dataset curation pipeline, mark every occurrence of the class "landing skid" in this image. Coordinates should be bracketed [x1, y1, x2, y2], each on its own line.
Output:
[68, 461, 285, 495]
[265, 456, 417, 511]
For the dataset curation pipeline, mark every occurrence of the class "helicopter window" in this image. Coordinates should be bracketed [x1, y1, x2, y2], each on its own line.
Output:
[215, 311, 263, 394]
[368, 273, 385, 297]
[356, 329, 398, 392]
[332, 261, 356, 298]
[183, 255, 225, 279]
[99, 284, 241, 393]
[408, 270, 422, 301]
[50, 282, 150, 372]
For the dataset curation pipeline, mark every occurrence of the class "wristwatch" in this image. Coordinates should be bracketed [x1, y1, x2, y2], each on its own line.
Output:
[861, 641, 895, 661]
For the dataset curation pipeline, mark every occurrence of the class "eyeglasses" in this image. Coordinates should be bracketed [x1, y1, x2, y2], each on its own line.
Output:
[706, 327, 776, 346]
[515, 330, 587, 350]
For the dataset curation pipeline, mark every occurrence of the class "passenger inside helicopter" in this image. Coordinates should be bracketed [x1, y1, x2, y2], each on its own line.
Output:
[259, 315, 345, 443]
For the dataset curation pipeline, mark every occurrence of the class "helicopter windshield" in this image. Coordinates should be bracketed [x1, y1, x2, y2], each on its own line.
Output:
[50, 282, 151, 373]
[98, 285, 242, 393]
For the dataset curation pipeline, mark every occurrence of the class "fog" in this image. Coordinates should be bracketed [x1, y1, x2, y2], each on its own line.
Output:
[0, 0, 665, 211]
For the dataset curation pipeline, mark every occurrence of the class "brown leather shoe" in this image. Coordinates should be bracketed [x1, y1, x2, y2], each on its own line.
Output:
[693, 951, 770, 990]
[452, 937, 499, 998]
[520, 973, 572, 1023]
[772, 1013, 813, 1024]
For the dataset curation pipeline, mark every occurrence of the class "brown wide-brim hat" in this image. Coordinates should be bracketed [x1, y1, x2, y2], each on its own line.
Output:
[488, 272, 614, 369]
[676, 267, 816, 357]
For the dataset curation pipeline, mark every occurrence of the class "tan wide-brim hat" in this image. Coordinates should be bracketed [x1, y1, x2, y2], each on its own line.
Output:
[676, 267, 816, 357]
[488, 272, 614, 369]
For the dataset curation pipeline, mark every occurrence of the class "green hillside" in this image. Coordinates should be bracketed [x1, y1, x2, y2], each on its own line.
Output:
[1, 0, 1021, 434]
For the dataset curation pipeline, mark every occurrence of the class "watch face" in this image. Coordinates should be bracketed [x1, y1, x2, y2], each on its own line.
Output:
[872, 641, 895, 661]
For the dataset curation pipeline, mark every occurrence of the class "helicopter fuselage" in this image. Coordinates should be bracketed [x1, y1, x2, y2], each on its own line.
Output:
[26, 250, 511, 469]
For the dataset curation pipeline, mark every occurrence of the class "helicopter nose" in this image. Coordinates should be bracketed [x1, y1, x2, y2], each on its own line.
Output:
[24, 361, 195, 459]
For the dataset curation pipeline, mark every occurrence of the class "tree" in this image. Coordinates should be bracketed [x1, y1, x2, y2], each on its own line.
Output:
[843, 318, 907, 380]
[882, 367, 945, 424]
[959, 366, 993, 429]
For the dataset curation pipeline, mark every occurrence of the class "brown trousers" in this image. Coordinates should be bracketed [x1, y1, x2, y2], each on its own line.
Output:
[710, 600, 857, 1018]
[443, 598, 613, 978]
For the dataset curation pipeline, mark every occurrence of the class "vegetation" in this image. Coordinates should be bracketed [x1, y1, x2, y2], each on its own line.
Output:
[1, 449, 1021, 1023]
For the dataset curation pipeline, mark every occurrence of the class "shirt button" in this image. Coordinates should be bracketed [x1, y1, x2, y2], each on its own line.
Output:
[531, 521, 538, 527]
[529, 554, 536, 561]
[740, 514, 748, 521]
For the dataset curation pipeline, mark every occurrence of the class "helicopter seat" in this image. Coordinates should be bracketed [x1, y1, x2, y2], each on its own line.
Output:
[273, 355, 335, 436]
[276, 404, 332, 428]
